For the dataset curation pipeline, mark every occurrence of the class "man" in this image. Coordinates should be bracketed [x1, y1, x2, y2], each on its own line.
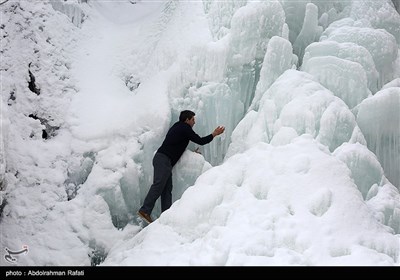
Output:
[138, 110, 225, 224]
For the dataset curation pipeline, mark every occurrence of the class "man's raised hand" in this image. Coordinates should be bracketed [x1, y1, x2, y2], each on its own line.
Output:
[212, 126, 225, 137]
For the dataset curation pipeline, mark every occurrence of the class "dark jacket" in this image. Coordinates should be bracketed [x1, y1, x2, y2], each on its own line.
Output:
[157, 121, 213, 166]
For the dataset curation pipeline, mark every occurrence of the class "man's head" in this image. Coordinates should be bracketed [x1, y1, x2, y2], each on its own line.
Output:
[179, 110, 196, 127]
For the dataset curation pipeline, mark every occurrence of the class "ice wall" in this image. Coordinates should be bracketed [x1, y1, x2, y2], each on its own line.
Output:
[2, 0, 400, 266]
[355, 88, 400, 189]
[171, 1, 286, 166]
[383, 78, 400, 89]
[302, 55, 371, 109]
[350, 0, 400, 44]
[297, 1, 399, 104]
[393, 0, 400, 13]
[221, 1, 286, 113]
[203, 0, 247, 40]
[170, 1, 284, 165]
[172, 82, 243, 166]
[320, 18, 398, 88]
[281, 0, 352, 61]
[334, 142, 400, 234]
[226, 70, 362, 158]
[303, 41, 379, 94]
[50, 0, 87, 28]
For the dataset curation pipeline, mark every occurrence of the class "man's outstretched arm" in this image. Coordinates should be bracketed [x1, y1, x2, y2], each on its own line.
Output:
[188, 125, 225, 145]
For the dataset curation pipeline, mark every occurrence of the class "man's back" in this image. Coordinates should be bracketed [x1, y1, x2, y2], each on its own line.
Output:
[157, 121, 213, 166]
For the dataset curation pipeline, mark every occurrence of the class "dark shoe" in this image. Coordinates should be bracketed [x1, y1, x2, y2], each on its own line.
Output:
[138, 210, 153, 224]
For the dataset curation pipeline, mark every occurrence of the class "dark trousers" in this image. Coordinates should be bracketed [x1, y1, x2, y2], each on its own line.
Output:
[140, 152, 173, 215]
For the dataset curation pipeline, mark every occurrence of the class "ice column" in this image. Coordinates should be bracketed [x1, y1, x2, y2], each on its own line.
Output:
[250, 36, 295, 112]
[226, 1, 285, 111]
[356, 88, 400, 189]
[50, 0, 86, 27]
[293, 3, 323, 65]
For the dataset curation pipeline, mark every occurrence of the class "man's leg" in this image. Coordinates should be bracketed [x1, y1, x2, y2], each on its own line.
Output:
[140, 153, 172, 215]
[161, 174, 173, 212]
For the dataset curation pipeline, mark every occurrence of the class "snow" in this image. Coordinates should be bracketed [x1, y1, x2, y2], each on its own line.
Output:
[103, 136, 398, 266]
[1, 0, 399, 267]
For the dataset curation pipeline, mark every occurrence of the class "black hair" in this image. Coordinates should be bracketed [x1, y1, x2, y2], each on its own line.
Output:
[179, 110, 195, 122]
